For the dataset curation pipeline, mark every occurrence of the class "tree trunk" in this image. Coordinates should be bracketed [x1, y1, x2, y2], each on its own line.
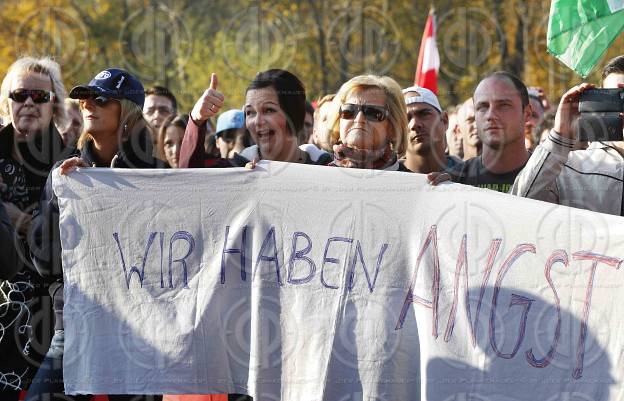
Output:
[513, 1, 526, 79]
[308, 0, 329, 94]
[491, 0, 508, 71]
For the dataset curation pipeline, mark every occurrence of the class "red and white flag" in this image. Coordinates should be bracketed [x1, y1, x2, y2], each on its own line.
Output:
[414, 8, 440, 94]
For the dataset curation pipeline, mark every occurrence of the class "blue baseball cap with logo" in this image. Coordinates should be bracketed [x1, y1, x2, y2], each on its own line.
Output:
[215, 109, 245, 137]
[69, 68, 145, 108]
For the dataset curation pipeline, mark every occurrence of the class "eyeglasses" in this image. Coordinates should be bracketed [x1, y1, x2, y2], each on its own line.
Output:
[9, 89, 55, 104]
[79, 95, 117, 107]
[144, 106, 173, 116]
[339, 103, 389, 122]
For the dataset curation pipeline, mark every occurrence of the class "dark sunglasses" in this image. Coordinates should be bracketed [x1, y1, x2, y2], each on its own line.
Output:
[339, 103, 389, 122]
[79, 95, 117, 107]
[9, 89, 54, 104]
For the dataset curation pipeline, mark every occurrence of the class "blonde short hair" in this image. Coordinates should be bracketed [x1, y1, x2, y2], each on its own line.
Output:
[77, 98, 147, 149]
[0, 56, 67, 129]
[313, 93, 335, 124]
[326, 75, 408, 155]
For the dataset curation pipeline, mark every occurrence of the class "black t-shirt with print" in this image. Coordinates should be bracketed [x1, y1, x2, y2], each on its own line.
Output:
[449, 155, 525, 193]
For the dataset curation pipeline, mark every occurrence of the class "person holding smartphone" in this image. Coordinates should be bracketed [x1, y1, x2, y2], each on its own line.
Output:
[511, 55, 624, 215]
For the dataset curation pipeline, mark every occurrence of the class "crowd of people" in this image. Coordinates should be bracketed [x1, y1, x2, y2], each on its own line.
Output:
[0, 53, 623, 401]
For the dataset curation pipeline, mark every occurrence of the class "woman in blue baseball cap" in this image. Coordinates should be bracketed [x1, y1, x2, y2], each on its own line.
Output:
[26, 68, 166, 401]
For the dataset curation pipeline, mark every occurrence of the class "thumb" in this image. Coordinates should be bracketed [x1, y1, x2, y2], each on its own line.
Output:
[209, 73, 218, 91]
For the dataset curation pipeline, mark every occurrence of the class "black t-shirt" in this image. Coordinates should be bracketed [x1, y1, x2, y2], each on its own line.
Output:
[449, 155, 525, 193]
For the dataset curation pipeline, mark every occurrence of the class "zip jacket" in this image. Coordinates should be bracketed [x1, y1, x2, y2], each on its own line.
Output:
[511, 130, 624, 216]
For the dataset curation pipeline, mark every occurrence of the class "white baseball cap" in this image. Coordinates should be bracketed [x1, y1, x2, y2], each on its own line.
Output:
[402, 86, 442, 113]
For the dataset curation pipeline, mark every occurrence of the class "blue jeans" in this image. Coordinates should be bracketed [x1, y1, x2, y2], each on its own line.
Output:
[25, 330, 161, 401]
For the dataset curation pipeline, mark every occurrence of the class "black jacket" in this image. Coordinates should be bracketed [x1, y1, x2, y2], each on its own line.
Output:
[0, 122, 74, 389]
[29, 128, 167, 330]
[0, 122, 75, 209]
[0, 121, 75, 278]
[0, 202, 20, 280]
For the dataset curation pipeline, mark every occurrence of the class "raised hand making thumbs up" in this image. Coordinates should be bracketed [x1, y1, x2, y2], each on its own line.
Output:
[190, 73, 225, 122]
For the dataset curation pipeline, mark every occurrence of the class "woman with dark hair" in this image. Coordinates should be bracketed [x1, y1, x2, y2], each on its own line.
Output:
[174, 69, 332, 401]
[179, 70, 331, 168]
[157, 114, 188, 168]
[27, 68, 165, 401]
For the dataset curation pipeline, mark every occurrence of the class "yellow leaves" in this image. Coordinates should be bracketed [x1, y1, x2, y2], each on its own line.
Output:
[0, 0, 620, 113]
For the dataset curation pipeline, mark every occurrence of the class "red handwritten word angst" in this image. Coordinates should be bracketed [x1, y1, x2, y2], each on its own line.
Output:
[395, 225, 623, 380]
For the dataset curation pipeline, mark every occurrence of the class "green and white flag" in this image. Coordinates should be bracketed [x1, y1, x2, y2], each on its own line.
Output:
[547, 0, 624, 77]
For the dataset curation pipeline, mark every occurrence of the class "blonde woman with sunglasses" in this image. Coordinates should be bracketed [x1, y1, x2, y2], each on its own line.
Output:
[27, 68, 166, 401]
[325, 75, 408, 170]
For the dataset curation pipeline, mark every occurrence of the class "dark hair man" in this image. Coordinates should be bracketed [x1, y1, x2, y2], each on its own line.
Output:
[144, 85, 177, 132]
[511, 55, 624, 215]
[524, 94, 546, 150]
[400, 86, 462, 173]
[447, 71, 532, 192]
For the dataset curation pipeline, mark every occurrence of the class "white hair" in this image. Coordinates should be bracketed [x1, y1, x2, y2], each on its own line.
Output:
[0, 56, 67, 130]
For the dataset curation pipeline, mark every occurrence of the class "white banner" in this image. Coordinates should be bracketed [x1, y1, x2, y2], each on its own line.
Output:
[56, 162, 624, 400]
[608, 0, 624, 13]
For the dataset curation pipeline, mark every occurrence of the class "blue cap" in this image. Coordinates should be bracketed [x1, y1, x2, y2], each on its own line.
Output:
[215, 109, 245, 136]
[69, 68, 145, 108]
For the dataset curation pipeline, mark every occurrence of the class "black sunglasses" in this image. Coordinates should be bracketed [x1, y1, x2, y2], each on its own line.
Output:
[339, 103, 389, 122]
[79, 95, 117, 107]
[9, 89, 54, 104]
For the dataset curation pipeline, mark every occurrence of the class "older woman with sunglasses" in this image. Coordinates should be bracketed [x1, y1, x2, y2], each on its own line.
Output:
[325, 75, 408, 170]
[27, 68, 165, 401]
[0, 56, 74, 400]
[0, 56, 73, 240]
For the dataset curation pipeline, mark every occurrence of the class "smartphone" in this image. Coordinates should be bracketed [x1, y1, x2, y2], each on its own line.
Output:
[577, 89, 624, 141]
